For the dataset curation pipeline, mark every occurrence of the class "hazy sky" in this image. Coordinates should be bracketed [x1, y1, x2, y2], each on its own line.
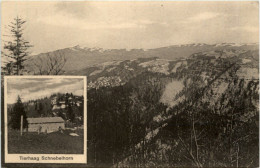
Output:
[7, 78, 84, 104]
[1, 1, 259, 54]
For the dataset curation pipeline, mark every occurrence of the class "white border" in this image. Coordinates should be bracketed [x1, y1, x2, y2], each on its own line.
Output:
[4, 75, 87, 164]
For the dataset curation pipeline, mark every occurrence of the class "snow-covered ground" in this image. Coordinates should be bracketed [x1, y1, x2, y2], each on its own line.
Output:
[160, 80, 184, 107]
[89, 69, 103, 76]
[139, 59, 170, 75]
[237, 67, 259, 79]
[171, 61, 182, 73]
[242, 58, 252, 64]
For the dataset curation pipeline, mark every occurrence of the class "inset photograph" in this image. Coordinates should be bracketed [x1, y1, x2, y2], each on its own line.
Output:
[4, 76, 87, 164]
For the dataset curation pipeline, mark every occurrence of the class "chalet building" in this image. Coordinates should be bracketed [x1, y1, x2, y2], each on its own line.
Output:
[76, 101, 82, 107]
[27, 117, 65, 133]
[52, 104, 60, 110]
[51, 94, 83, 110]
[61, 104, 66, 109]
[59, 101, 66, 104]
[51, 97, 57, 105]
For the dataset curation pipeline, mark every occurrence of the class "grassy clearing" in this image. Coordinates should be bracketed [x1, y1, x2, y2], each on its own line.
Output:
[8, 129, 84, 154]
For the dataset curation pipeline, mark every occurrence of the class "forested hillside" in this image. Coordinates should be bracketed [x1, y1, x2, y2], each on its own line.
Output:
[7, 93, 84, 125]
[85, 48, 259, 167]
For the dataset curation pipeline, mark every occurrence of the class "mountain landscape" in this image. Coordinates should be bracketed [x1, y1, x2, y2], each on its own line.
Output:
[24, 43, 258, 74]
[80, 44, 258, 167]
[1, 1, 259, 166]
[2, 43, 259, 167]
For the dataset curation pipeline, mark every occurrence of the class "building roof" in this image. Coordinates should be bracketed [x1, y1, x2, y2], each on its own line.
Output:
[27, 117, 64, 124]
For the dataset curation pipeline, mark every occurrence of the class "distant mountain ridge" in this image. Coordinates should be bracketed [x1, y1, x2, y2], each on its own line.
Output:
[61, 47, 258, 90]
[25, 43, 258, 74]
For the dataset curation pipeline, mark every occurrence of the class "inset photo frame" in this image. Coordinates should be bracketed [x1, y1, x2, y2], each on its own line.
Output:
[4, 76, 87, 164]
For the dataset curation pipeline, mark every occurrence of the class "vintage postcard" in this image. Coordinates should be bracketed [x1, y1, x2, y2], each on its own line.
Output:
[4, 76, 87, 164]
[1, 1, 259, 167]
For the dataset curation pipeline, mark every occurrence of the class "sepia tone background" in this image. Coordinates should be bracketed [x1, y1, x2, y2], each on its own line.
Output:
[1, 1, 259, 168]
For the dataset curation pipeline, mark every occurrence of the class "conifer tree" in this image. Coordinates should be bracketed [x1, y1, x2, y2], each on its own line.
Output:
[3, 16, 32, 75]
[67, 103, 75, 122]
[9, 95, 28, 129]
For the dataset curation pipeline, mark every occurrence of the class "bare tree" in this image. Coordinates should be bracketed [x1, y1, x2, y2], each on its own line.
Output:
[33, 51, 67, 75]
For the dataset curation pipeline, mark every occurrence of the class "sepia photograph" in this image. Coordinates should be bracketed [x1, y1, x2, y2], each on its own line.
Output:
[4, 76, 87, 163]
[0, 1, 259, 167]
